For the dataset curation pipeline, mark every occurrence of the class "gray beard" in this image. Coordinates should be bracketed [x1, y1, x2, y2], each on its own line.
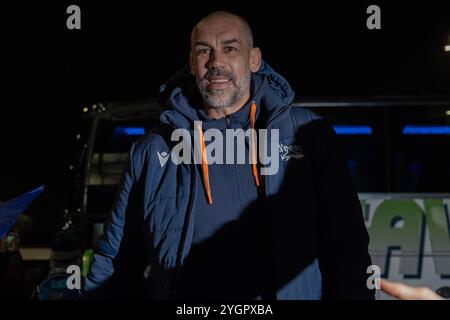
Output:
[197, 73, 251, 109]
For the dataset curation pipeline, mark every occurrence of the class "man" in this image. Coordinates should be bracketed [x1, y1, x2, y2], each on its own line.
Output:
[85, 11, 374, 300]
[0, 192, 39, 300]
[33, 229, 82, 300]
[0, 225, 27, 299]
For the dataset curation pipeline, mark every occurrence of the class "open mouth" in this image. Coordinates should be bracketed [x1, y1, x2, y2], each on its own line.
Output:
[206, 78, 232, 89]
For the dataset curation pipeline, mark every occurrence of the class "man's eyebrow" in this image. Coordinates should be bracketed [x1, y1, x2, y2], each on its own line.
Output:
[194, 41, 211, 48]
[193, 39, 241, 48]
[222, 39, 240, 46]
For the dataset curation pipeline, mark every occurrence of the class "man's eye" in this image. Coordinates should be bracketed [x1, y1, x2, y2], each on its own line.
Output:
[197, 48, 209, 55]
[224, 46, 237, 53]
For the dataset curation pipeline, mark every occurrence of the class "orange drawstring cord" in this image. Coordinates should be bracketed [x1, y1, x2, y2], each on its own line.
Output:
[250, 102, 260, 187]
[197, 102, 260, 205]
[197, 123, 213, 204]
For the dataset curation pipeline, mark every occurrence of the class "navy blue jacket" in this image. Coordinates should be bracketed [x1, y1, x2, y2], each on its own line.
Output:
[84, 62, 374, 300]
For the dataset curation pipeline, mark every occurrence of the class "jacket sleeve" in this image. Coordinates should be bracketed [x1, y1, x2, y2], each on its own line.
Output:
[83, 142, 147, 297]
[314, 118, 375, 300]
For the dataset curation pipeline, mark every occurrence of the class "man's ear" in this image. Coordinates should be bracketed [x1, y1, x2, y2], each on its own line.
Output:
[250, 47, 262, 73]
[189, 52, 195, 76]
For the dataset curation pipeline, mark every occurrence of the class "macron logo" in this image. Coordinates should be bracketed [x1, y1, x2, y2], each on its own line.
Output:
[157, 151, 170, 167]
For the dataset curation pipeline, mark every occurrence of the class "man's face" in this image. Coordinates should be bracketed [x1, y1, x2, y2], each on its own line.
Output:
[190, 16, 258, 109]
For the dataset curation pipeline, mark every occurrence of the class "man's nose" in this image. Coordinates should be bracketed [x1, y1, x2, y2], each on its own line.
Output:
[206, 51, 225, 69]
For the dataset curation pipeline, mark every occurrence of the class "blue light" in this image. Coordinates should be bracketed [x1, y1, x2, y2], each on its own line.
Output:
[333, 125, 373, 135]
[403, 125, 450, 135]
[114, 126, 146, 137]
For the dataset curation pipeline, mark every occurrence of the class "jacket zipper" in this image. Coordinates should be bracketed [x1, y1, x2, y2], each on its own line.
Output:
[226, 115, 245, 214]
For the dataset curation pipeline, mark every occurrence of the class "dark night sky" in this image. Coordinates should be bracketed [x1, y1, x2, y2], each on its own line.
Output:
[0, 1, 449, 234]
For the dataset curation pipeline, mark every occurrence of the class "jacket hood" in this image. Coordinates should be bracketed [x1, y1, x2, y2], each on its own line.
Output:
[159, 61, 295, 130]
